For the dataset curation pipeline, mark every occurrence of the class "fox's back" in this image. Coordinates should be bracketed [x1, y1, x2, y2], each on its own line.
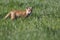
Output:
[12, 10, 26, 17]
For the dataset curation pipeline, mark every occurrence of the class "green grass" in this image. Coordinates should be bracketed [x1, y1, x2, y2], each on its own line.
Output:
[0, 0, 60, 40]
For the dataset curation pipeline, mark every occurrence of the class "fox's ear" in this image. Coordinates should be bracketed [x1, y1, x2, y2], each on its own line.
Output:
[26, 7, 32, 9]
[29, 7, 32, 9]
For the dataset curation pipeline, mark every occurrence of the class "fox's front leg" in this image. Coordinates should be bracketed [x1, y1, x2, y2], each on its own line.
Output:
[24, 14, 30, 18]
[10, 12, 15, 20]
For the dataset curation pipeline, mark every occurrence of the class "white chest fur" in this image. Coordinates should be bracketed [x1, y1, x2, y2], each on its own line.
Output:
[26, 10, 31, 15]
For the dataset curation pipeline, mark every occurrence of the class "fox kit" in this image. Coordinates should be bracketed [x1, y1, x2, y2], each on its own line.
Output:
[4, 7, 32, 20]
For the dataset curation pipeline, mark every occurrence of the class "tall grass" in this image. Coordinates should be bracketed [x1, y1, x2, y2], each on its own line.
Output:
[0, 0, 60, 40]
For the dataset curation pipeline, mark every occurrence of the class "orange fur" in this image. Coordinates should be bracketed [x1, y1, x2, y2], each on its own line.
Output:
[4, 7, 32, 20]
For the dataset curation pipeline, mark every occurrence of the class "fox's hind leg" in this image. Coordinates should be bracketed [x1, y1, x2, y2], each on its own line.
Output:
[11, 12, 15, 20]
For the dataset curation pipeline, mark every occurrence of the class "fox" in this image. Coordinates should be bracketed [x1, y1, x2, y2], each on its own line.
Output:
[4, 7, 32, 20]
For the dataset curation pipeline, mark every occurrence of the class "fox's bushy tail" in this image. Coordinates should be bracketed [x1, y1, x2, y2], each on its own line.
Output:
[4, 13, 11, 19]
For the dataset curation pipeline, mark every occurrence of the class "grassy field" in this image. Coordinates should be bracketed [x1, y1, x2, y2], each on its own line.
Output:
[0, 0, 60, 40]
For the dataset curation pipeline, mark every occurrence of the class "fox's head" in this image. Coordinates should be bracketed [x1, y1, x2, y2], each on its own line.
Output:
[26, 7, 32, 15]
